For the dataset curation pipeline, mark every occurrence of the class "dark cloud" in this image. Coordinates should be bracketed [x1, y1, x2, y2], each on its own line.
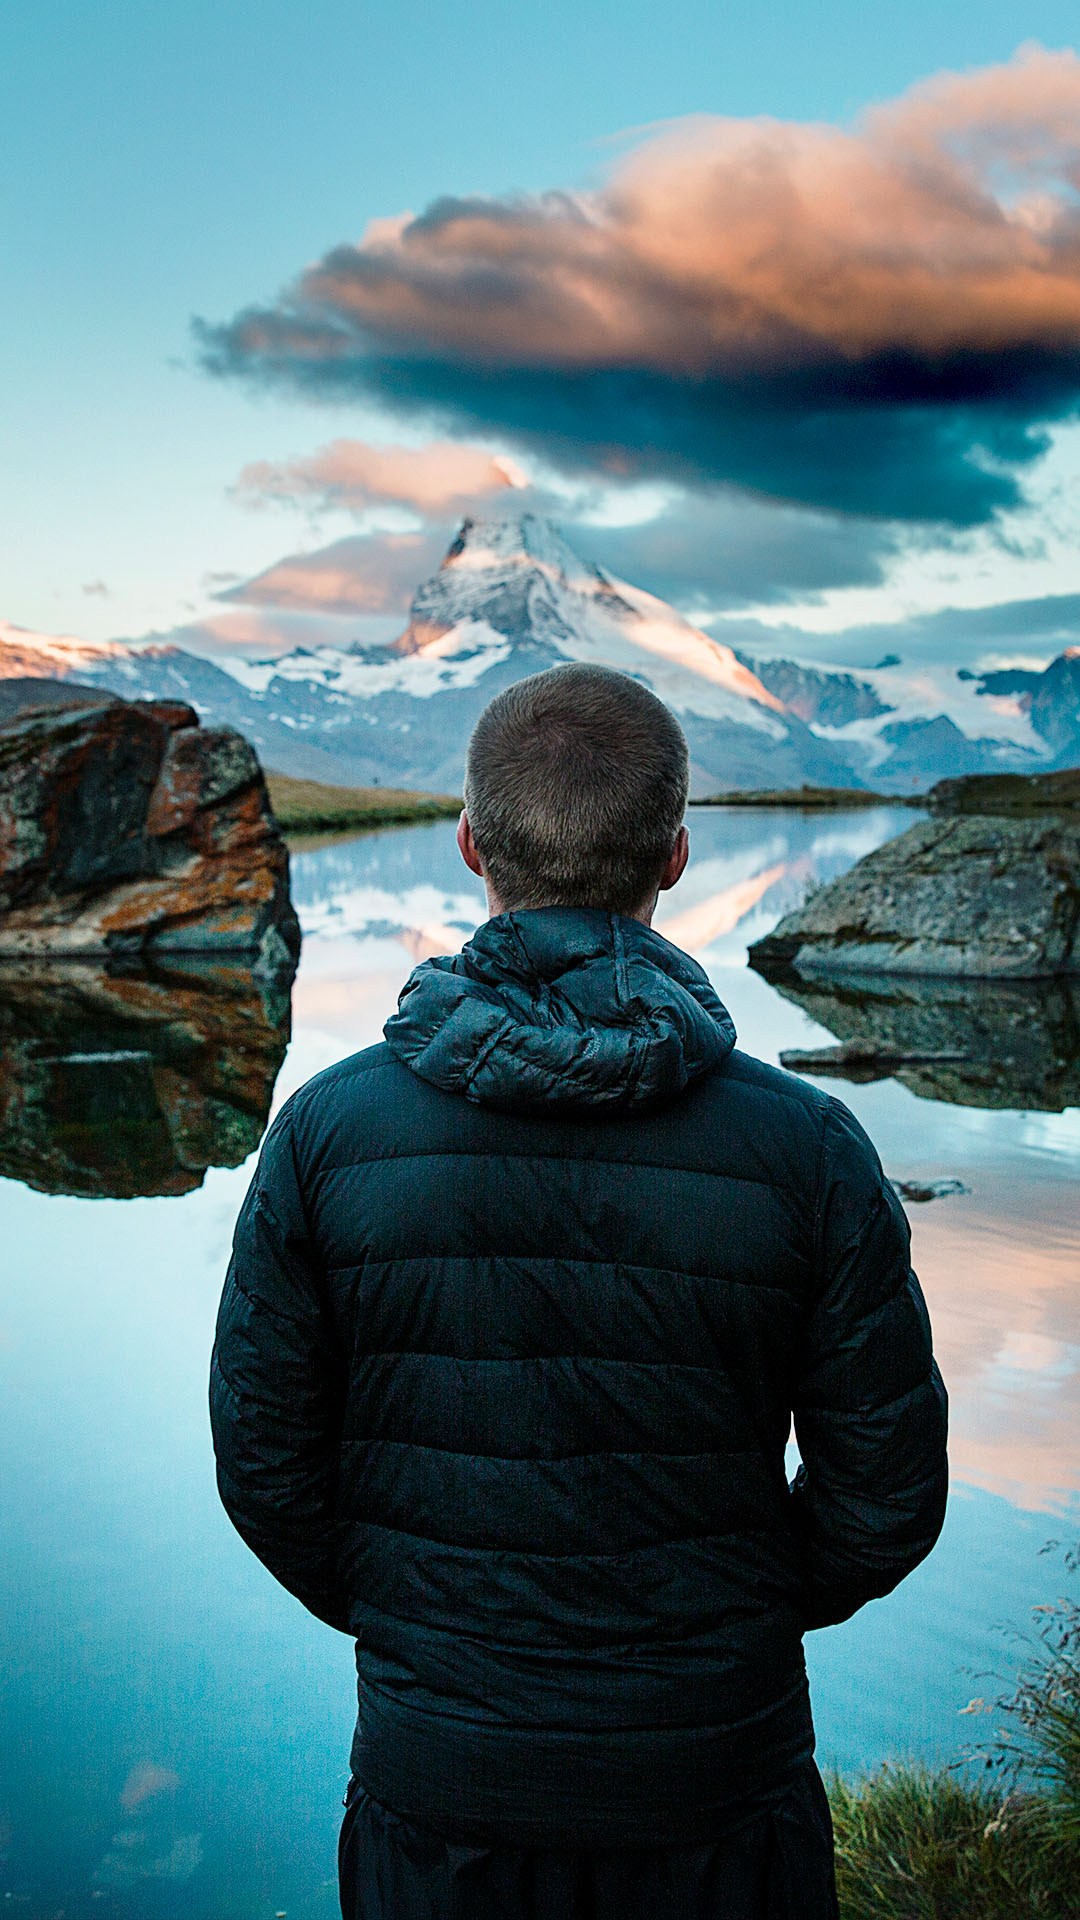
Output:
[198, 48, 1080, 526]
[199, 325, 1069, 528]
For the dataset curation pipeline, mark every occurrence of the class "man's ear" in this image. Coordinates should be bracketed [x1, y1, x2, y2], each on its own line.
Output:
[457, 810, 485, 879]
[658, 825, 690, 894]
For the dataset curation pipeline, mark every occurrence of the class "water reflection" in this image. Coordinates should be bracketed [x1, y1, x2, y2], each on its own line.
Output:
[0, 956, 295, 1197]
[757, 969, 1080, 1111]
[2, 808, 1078, 1919]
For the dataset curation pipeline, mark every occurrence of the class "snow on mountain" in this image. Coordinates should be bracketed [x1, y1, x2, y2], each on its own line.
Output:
[0, 619, 132, 680]
[739, 648, 1070, 785]
[735, 654, 889, 730]
[391, 514, 787, 732]
[3, 523, 1077, 793]
[0, 520, 855, 793]
[844, 662, 1041, 752]
[813, 661, 1046, 784]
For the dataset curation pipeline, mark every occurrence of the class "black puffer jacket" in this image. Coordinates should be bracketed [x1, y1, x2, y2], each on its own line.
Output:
[211, 909, 948, 1846]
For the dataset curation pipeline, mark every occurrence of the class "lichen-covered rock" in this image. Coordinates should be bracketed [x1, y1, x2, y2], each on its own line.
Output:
[0, 697, 300, 968]
[0, 956, 294, 1197]
[748, 814, 1080, 978]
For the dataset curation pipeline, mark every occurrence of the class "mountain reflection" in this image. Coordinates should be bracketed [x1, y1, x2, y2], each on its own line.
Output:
[760, 969, 1080, 1111]
[0, 957, 295, 1197]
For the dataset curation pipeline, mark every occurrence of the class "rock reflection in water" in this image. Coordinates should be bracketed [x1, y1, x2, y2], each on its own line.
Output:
[0, 957, 295, 1197]
[761, 969, 1080, 1110]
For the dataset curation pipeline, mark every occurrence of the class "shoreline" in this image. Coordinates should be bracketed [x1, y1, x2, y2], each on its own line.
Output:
[266, 771, 461, 835]
[694, 786, 913, 809]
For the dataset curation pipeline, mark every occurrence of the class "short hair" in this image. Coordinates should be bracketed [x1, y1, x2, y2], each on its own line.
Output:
[464, 663, 689, 916]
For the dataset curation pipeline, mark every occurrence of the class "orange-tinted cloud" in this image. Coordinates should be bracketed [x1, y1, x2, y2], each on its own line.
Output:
[235, 438, 527, 516]
[221, 528, 448, 614]
[200, 47, 1080, 525]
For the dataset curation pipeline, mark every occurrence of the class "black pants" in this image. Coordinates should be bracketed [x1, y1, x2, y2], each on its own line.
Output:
[339, 1763, 839, 1919]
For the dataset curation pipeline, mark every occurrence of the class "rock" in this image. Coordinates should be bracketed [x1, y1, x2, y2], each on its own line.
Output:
[767, 971, 1080, 1110]
[0, 956, 294, 1197]
[0, 697, 301, 969]
[889, 1178, 969, 1204]
[779, 1041, 967, 1082]
[748, 815, 1080, 978]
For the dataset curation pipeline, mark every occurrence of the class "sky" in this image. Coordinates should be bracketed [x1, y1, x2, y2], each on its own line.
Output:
[6, 0, 1080, 671]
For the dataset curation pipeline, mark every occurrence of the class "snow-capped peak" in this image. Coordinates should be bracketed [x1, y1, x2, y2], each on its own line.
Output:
[439, 512, 598, 590]
[390, 515, 787, 733]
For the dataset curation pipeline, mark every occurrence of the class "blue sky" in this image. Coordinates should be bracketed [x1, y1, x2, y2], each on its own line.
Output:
[6, 0, 1080, 667]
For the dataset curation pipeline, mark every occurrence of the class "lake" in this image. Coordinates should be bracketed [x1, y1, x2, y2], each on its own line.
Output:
[2, 805, 1078, 1917]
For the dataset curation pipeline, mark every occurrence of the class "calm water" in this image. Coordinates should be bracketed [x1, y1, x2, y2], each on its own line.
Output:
[2, 806, 1078, 1917]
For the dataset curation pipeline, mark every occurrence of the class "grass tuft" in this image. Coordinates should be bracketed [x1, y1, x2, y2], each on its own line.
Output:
[830, 1587, 1080, 1917]
[830, 1765, 1077, 1917]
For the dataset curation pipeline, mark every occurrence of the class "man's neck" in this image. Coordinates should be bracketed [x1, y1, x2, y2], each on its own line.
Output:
[484, 890, 657, 928]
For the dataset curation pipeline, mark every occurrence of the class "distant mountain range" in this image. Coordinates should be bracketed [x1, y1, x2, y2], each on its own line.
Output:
[2, 515, 1078, 793]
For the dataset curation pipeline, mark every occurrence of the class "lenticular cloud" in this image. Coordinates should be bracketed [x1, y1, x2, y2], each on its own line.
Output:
[199, 47, 1080, 525]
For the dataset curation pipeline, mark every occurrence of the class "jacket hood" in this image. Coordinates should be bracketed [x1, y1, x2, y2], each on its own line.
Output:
[383, 907, 736, 1113]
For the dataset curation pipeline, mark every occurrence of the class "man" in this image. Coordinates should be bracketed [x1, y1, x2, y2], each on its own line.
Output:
[211, 662, 948, 1920]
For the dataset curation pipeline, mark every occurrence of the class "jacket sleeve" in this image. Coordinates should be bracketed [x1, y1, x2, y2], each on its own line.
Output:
[209, 1097, 350, 1632]
[789, 1095, 948, 1630]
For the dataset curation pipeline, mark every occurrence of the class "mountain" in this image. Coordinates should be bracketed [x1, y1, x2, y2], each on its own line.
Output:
[973, 646, 1080, 764]
[0, 521, 858, 794]
[3, 520, 1077, 792]
[734, 654, 890, 729]
[738, 648, 1077, 787]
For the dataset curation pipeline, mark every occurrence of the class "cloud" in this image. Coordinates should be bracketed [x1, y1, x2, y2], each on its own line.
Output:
[133, 604, 403, 659]
[199, 47, 1080, 525]
[710, 586, 1080, 671]
[220, 528, 448, 615]
[234, 437, 528, 515]
[221, 489, 898, 627]
[120, 1764, 180, 1812]
[571, 495, 902, 608]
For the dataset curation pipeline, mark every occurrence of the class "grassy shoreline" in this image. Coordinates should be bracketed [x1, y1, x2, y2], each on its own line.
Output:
[268, 768, 1080, 830]
[830, 1587, 1080, 1916]
[697, 768, 1080, 813]
[696, 785, 904, 809]
[266, 770, 461, 834]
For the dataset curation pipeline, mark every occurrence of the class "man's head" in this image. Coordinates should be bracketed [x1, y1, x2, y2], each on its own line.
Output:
[459, 662, 690, 921]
